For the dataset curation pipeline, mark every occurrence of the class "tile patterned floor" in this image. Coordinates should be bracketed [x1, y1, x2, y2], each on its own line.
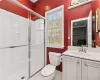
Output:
[29, 70, 62, 80]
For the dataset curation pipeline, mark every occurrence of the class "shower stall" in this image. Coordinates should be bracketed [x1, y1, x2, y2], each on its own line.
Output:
[0, 1, 45, 80]
[29, 16, 45, 77]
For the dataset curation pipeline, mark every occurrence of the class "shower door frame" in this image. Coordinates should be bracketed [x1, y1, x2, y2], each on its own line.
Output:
[28, 14, 46, 78]
[8, 0, 46, 79]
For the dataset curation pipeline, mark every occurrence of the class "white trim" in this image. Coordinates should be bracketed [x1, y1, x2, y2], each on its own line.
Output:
[46, 5, 64, 14]
[88, 11, 92, 47]
[68, 0, 92, 10]
[8, 0, 45, 19]
[45, 10, 47, 66]
[96, 9, 98, 32]
[45, 5, 64, 49]
[45, 45, 47, 65]
[71, 15, 92, 47]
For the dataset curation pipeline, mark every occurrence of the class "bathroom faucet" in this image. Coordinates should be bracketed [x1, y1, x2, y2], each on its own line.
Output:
[79, 45, 87, 53]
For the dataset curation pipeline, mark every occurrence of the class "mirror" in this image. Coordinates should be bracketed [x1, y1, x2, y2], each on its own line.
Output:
[72, 19, 88, 46]
[70, 11, 92, 47]
[68, 0, 100, 48]
[95, 8, 100, 47]
[96, 8, 100, 32]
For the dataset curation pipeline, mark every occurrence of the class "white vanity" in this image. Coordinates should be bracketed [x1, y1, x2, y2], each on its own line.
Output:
[62, 47, 100, 80]
[65, 3, 100, 79]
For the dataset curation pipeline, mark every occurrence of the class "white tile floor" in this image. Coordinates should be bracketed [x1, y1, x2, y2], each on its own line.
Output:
[29, 70, 62, 80]
[53, 71, 62, 80]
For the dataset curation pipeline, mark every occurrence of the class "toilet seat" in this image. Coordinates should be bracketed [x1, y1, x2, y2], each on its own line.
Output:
[41, 64, 56, 77]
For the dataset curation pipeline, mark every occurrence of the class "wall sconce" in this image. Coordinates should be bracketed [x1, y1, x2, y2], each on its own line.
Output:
[45, 6, 50, 11]
[99, 32, 100, 38]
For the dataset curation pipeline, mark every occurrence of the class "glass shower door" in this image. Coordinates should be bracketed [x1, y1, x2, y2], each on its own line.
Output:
[29, 15, 45, 77]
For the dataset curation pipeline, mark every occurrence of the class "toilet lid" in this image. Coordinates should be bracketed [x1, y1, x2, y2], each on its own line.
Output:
[41, 64, 56, 77]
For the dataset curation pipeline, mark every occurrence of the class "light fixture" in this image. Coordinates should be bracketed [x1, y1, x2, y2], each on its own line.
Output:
[45, 6, 50, 11]
[30, 0, 38, 3]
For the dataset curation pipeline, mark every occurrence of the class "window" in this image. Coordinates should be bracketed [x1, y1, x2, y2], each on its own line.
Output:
[45, 5, 64, 48]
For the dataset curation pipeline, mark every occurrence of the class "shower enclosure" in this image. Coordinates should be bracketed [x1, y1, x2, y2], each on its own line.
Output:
[0, 1, 45, 80]
[29, 15, 45, 77]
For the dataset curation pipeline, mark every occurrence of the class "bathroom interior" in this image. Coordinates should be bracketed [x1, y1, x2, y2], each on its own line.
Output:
[0, 0, 100, 80]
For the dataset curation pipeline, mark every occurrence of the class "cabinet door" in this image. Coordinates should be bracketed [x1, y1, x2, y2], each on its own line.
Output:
[82, 59, 100, 80]
[62, 56, 81, 80]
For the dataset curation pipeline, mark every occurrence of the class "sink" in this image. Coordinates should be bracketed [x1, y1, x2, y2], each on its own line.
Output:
[86, 52, 100, 57]
[63, 50, 100, 61]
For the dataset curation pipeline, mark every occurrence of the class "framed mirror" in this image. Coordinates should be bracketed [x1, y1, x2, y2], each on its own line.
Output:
[96, 8, 100, 32]
[95, 8, 100, 47]
[70, 11, 92, 47]
[71, 19, 88, 46]
[68, 0, 100, 49]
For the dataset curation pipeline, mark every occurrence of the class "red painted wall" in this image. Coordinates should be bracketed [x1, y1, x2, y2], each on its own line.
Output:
[0, 0, 98, 72]
[0, 0, 33, 18]
[32, 0, 71, 71]
[92, 0, 100, 16]
[32, 0, 93, 71]
[17, 0, 33, 9]
[68, 3, 92, 45]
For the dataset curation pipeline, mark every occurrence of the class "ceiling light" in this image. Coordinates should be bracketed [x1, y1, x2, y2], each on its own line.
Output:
[30, 0, 38, 3]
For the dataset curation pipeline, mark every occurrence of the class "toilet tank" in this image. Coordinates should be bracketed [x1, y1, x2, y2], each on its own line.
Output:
[49, 52, 62, 66]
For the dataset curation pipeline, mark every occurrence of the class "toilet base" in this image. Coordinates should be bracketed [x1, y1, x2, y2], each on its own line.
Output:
[32, 72, 55, 80]
[41, 72, 55, 80]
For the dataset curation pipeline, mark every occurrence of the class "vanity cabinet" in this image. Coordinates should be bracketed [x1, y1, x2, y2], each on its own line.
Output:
[62, 56, 81, 80]
[63, 55, 100, 80]
[82, 60, 100, 80]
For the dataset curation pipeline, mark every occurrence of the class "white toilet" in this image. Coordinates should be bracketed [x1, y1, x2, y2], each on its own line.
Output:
[41, 52, 62, 80]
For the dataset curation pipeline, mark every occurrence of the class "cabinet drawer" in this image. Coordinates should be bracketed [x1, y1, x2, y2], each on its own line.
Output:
[63, 55, 81, 63]
[82, 59, 100, 67]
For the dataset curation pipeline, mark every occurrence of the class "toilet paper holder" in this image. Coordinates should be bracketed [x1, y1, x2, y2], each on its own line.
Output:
[60, 55, 63, 62]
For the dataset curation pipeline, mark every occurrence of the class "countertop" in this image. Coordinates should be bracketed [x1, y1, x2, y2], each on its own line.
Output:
[63, 50, 100, 62]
